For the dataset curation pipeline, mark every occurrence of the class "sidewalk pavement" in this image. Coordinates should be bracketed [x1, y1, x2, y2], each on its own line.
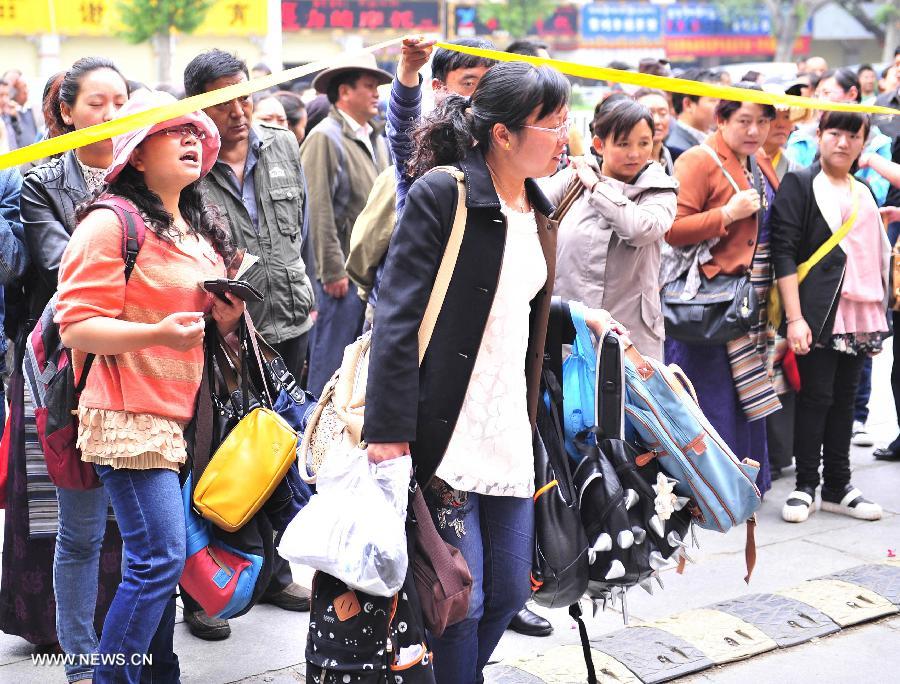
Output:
[2, 347, 899, 683]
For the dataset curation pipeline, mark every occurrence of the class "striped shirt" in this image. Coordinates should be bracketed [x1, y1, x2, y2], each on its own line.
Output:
[55, 207, 225, 422]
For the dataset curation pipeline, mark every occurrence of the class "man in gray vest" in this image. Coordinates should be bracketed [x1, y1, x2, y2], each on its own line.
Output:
[301, 54, 391, 395]
[182, 49, 316, 641]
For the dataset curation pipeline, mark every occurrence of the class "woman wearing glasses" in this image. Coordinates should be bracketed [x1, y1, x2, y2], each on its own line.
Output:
[54, 90, 242, 683]
[363, 62, 616, 683]
[542, 97, 678, 361]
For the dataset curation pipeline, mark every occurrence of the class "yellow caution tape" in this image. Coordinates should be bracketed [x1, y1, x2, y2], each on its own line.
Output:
[4, 36, 894, 171]
[0, 37, 404, 171]
[436, 42, 899, 117]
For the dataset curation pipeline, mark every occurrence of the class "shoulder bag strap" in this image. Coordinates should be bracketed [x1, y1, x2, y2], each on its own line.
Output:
[699, 144, 741, 193]
[417, 167, 467, 365]
[796, 179, 860, 284]
[74, 199, 146, 394]
[551, 175, 583, 223]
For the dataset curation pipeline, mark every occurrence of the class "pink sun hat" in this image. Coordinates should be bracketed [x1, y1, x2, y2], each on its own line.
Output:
[105, 89, 221, 183]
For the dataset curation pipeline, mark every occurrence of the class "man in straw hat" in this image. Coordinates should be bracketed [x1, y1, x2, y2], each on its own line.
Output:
[301, 53, 391, 396]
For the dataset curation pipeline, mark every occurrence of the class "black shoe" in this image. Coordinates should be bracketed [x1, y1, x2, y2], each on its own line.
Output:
[874, 447, 900, 461]
[259, 582, 311, 612]
[507, 607, 553, 637]
[184, 609, 231, 641]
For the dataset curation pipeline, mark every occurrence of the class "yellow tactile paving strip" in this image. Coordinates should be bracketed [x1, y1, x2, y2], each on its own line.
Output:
[508, 644, 642, 684]
[647, 608, 778, 664]
[777, 579, 897, 627]
[497, 564, 900, 682]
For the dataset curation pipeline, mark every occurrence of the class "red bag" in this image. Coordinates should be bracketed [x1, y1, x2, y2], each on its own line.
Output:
[23, 196, 145, 490]
[0, 410, 11, 508]
[782, 348, 802, 393]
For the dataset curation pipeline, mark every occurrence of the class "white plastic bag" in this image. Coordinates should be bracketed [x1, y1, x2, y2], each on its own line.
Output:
[277, 447, 411, 597]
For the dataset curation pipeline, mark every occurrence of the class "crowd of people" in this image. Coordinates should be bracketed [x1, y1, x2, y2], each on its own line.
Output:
[0, 35, 898, 684]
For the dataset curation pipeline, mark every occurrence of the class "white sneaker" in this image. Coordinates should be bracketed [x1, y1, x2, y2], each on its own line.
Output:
[821, 487, 882, 521]
[851, 421, 874, 447]
[782, 489, 815, 523]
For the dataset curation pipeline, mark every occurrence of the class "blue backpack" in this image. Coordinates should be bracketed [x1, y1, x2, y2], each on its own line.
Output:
[621, 346, 761, 534]
[563, 305, 761, 534]
[562, 301, 597, 459]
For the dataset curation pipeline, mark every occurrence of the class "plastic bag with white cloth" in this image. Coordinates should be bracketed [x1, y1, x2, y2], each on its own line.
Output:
[277, 446, 411, 597]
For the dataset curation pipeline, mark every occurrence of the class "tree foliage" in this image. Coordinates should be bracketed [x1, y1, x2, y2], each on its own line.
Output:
[117, 0, 216, 43]
[476, 0, 559, 40]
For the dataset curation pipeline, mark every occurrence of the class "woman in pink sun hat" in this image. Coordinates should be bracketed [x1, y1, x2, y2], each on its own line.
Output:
[54, 89, 243, 683]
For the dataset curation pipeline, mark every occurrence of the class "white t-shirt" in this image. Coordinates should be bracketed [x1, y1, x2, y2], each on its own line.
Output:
[435, 201, 548, 497]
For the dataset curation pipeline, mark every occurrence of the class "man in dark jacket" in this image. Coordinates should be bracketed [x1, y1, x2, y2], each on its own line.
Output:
[301, 55, 391, 395]
[182, 49, 315, 641]
[666, 69, 720, 161]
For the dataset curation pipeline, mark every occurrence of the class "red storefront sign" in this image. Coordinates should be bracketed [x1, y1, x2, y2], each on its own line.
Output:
[282, 0, 440, 31]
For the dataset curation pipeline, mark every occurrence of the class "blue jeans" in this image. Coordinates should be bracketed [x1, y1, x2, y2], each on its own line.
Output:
[54, 485, 110, 682]
[854, 356, 873, 424]
[307, 280, 365, 396]
[424, 482, 533, 684]
[93, 465, 184, 684]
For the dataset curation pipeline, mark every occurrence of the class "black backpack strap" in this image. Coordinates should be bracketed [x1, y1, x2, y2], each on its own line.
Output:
[569, 602, 597, 684]
[75, 196, 147, 393]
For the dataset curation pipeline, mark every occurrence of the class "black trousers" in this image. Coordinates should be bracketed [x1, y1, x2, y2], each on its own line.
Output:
[891, 311, 900, 450]
[273, 331, 309, 386]
[793, 347, 865, 493]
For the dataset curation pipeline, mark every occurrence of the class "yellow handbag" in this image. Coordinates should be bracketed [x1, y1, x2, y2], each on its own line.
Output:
[193, 315, 298, 533]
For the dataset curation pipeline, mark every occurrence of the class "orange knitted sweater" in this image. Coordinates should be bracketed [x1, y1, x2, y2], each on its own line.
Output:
[55, 208, 225, 423]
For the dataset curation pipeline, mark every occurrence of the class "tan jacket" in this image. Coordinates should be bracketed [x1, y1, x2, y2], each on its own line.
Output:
[541, 159, 678, 360]
[300, 106, 389, 284]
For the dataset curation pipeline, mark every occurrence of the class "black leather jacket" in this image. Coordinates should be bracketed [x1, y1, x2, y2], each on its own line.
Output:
[19, 151, 90, 324]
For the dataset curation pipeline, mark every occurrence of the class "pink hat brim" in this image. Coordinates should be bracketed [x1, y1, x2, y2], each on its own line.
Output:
[105, 90, 221, 183]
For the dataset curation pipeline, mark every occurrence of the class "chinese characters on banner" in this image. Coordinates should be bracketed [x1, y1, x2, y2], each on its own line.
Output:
[282, 1, 440, 32]
[0, 0, 265, 36]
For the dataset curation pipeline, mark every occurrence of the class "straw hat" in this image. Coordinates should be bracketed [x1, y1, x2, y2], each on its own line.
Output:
[312, 53, 392, 95]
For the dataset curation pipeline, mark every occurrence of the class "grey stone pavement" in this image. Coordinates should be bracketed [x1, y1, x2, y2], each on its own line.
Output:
[2, 345, 900, 683]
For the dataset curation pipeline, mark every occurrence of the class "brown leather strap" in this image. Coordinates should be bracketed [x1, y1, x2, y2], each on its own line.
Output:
[411, 488, 466, 596]
[242, 312, 273, 406]
[550, 176, 583, 223]
[744, 515, 757, 584]
[192, 325, 216, 487]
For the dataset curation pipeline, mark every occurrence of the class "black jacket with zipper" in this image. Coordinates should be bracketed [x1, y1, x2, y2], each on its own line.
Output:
[364, 147, 574, 486]
[18, 151, 89, 329]
[770, 163, 849, 345]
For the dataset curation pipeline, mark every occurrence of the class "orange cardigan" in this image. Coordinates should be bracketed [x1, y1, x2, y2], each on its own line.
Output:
[668, 131, 779, 278]
[56, 210, 225, 422]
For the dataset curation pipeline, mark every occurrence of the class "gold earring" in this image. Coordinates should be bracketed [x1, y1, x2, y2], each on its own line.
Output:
[505, 142, 510, 150]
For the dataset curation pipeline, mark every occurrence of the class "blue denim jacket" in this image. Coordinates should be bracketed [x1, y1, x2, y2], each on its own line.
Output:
[0, 168, 30, 367]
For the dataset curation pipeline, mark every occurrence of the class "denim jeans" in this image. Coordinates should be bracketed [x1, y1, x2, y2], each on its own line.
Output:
[424, 481, 533, 684]
[93, 465, 185, 684]
[54, 485, 110, 682]
[854, 356, 872, 424]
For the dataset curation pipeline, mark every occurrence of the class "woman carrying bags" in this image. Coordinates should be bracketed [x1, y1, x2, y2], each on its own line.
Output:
[771, 110, 889, 524]
[55, 89, 242, 683]
[363, 62, 616, 684]
[661, 83, 779, 495]
[543, 97, 677, 361]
